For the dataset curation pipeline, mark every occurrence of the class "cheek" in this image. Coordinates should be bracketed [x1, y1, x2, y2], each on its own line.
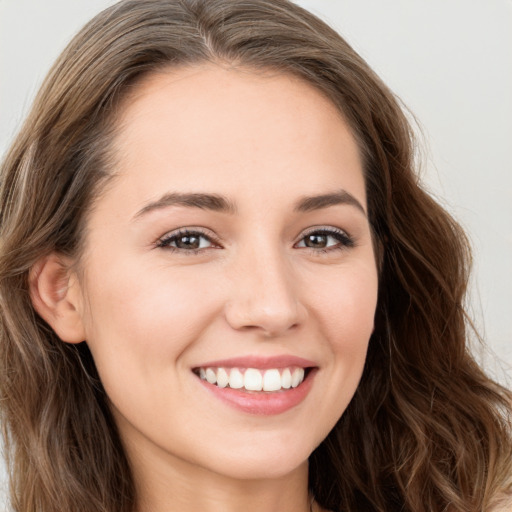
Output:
[80, 258, 222, 379]
[304, 261, 377, 415]
[307, 261, 378, 349]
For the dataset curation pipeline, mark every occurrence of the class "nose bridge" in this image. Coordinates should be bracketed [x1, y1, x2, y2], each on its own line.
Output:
[224, 236, 304, 336]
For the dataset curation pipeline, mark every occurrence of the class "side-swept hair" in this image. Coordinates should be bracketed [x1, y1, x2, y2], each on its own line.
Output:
[1, 1, 511, 511]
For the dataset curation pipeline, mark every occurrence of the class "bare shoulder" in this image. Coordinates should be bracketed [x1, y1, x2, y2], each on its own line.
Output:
[312, 502, 331, 512]
[489, 490, 512, 512]
[489, 502, 512, 512]
[315, 505, 334, 512]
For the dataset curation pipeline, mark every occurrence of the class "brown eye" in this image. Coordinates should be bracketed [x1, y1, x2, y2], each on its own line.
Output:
[175, 234, 202, 249]
[296, 228, 354, 251]
[304, 234, 329, 248]
[157, 230, 214, 251]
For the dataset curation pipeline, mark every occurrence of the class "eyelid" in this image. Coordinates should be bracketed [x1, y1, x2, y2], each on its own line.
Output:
[156, 226, 221, 251]
[154, 225, 355, 253]
[298, 225, 350, 237]
[294, 225, 355, 250]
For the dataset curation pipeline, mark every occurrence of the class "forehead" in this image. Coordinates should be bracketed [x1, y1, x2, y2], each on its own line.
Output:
[106, 63, 366, 211]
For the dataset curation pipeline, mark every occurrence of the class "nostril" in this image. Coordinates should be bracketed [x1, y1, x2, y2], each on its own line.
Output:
[224, 299, 306, 337]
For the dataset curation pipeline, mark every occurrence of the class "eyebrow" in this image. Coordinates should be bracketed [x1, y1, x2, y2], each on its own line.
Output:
[133, 189, 366, 220]
[294, 190, 367, 216]
[133, 192, 237, 219]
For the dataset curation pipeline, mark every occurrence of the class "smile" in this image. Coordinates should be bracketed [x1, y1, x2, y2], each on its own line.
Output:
[192, 355, 317, 415]
[195, 366, 306, 392]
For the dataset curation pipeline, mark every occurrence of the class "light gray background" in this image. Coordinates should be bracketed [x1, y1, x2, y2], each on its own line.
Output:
[1, 0, 511, 505]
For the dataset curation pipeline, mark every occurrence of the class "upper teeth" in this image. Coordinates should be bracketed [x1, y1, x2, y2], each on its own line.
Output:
[198, 367, 306, 392]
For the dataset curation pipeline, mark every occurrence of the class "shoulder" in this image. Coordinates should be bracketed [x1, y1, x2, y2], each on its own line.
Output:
[489, 490, 512, 512]
[489, 502, 512, 512]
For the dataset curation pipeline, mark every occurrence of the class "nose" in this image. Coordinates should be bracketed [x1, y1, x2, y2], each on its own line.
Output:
[224, 247, 307, 337]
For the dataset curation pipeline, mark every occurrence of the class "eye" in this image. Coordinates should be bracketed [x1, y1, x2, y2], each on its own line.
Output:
[295, 228, 354, 251]
[156, 229, 217, 252]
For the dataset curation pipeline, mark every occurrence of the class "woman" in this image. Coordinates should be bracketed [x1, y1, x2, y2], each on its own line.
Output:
[0, 1, 511, 511]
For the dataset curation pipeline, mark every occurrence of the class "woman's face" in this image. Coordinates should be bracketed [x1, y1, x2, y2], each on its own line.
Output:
[72, 65, 378, 482]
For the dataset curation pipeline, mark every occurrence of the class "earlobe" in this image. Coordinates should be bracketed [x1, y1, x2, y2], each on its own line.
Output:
[29, 253, 86, 344]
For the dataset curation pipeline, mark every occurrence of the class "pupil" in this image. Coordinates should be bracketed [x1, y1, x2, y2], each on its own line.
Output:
[176, 235, 200, 249]
[306, 234, 327, 248]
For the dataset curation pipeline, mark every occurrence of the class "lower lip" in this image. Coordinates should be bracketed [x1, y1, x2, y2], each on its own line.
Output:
[195, 369, 317, 415]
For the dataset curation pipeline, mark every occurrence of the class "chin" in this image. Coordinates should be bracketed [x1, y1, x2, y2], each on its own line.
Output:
[209, 455, 309, 481]
[195, 434, 316, 481]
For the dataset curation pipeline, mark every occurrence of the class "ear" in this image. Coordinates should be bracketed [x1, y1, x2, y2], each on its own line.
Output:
[29, 253, 86, 344]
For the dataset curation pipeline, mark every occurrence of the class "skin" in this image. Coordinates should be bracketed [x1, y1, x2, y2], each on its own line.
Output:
[41, 64, 378, 512]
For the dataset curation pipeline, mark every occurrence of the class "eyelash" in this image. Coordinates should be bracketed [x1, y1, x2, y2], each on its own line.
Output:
[296, 227, 355, 253]
[156, 228, 219, 255]
[156, 227, 355, 255]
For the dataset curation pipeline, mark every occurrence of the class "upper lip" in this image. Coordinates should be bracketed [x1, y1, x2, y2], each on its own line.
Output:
[193, 355, 317, 370]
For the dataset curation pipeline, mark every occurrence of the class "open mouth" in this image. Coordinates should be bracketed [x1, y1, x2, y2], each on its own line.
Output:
[192, 366, 314, 393]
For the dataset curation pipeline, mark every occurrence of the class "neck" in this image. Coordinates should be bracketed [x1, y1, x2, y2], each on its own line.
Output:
[132, 448, 311, 512]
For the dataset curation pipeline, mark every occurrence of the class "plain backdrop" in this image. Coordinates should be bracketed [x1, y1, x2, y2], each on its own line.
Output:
[0, 0, 511, 504]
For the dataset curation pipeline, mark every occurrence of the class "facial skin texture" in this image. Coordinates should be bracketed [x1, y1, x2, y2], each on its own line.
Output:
[65, 65, 378, 512]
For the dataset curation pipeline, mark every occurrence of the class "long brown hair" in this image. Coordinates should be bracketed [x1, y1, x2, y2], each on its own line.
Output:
[1, 1, 511, 511]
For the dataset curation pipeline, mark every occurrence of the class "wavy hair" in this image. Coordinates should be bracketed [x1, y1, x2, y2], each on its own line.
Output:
[1, 1, 511, 511]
